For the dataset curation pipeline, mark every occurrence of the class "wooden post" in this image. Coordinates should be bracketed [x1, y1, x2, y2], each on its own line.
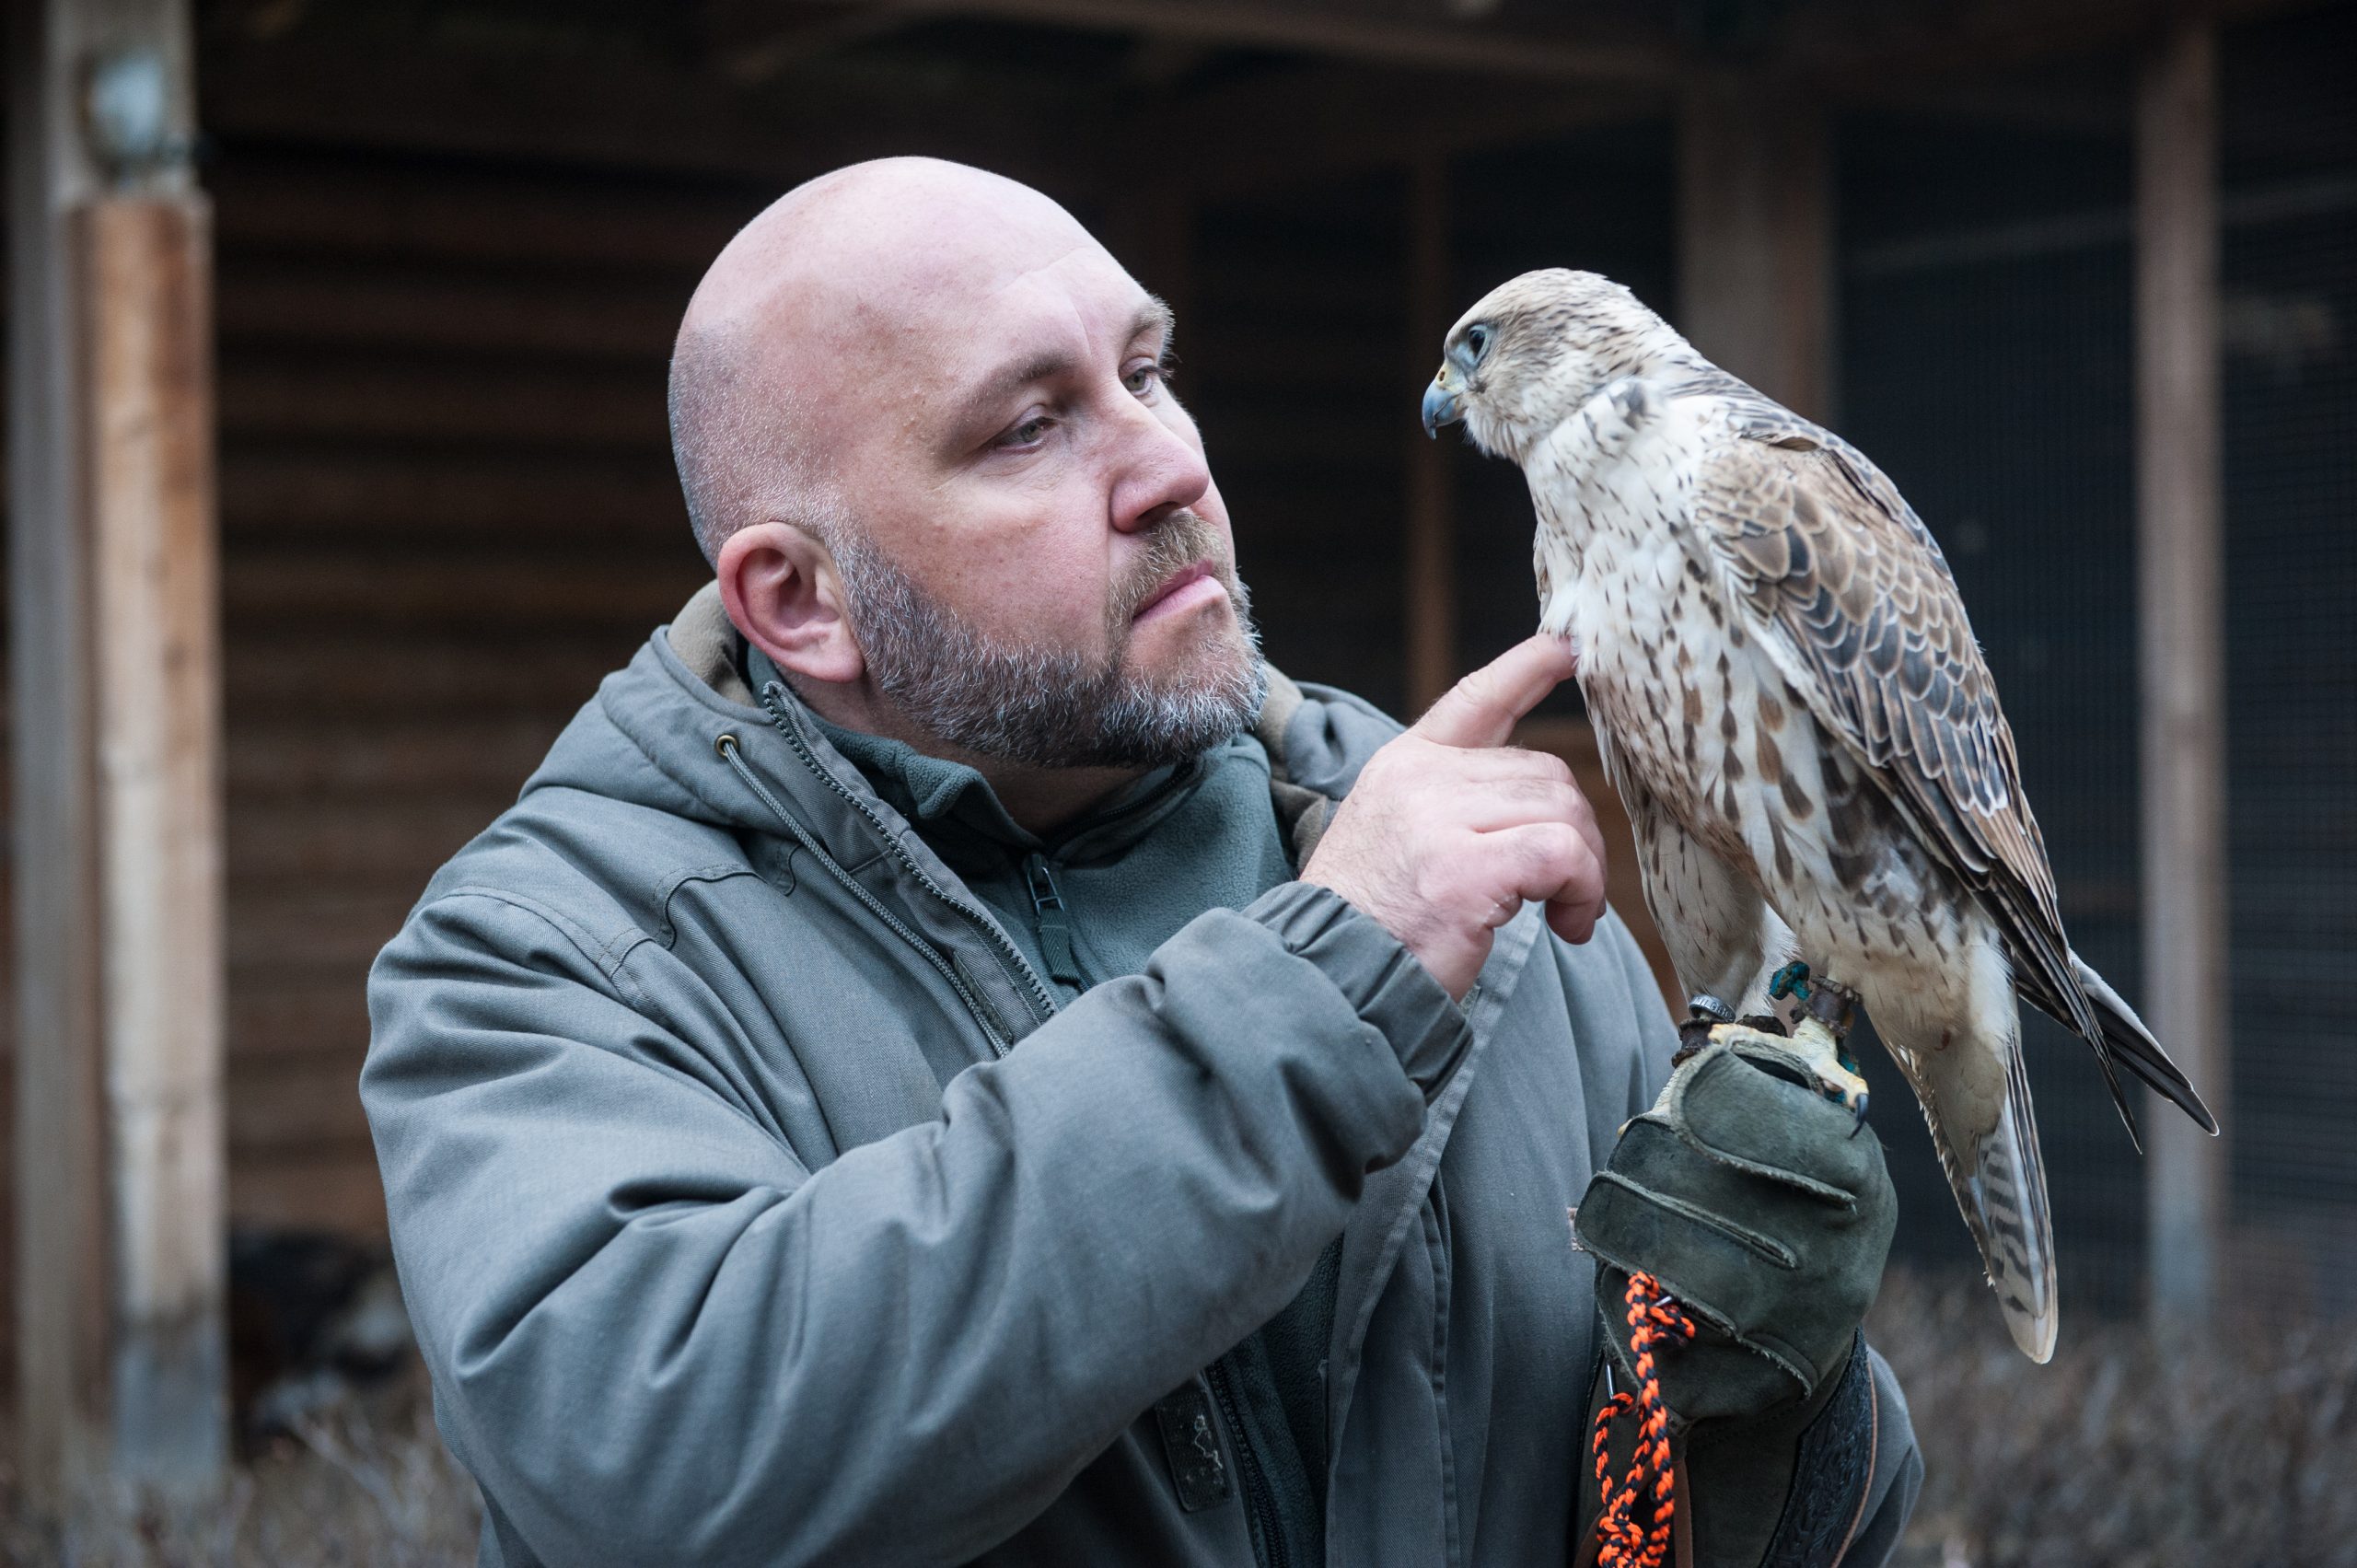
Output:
[8, 0, 110, 1506]
[9, 0, 226, 1507]
[1404, 151, 1458, 714]
[2136, 18, 2226, 1325]
[87, 194, 226, 1489]
[1675, 70, 1832, 420]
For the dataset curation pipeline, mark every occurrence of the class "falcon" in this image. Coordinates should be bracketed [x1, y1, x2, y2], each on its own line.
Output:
[1421, 268, 2215, 1361]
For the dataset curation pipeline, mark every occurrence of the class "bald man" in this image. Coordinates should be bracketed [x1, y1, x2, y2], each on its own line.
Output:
[365, 158, 1918, 1567]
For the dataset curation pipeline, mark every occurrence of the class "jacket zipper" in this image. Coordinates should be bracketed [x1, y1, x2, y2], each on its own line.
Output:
[1203, 1357, 1290, 1568]
[755, 683, 1060, 1033]
[714, 734, 1020, 1054]
[1022, 854, 1089, 996]
[740, 695, 1323, 1559]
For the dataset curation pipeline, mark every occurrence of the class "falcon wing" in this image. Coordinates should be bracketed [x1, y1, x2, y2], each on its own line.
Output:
[1674, 382, 2212, 1139]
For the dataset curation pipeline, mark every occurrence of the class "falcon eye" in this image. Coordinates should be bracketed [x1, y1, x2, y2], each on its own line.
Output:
[1465, 324, 1491, 360]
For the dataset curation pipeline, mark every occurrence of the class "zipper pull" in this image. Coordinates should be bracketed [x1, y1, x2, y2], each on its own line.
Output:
[1023, 854, 1088, 996]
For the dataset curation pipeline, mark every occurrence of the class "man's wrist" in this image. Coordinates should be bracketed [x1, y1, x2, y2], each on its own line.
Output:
[1248, 881, 1469, 1095]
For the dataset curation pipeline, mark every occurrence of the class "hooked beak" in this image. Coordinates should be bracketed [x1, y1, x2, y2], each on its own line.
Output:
[1421, 366, 1466, 438]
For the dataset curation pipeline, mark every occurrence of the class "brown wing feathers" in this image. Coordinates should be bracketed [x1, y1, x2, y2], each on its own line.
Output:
[1690, 422, 2159, 1133]
[1796, 449, 2230, 1132]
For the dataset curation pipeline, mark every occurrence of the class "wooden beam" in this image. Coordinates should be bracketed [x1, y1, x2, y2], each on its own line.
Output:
[702, 0, 931, 85]
[201, 21, 1665, 200]
[1163, 65, 1664, 201]
[1675, 69, 1833, 421]
[198, 30, 1110, 192]
[2135, 17, 2226, 1326]
[696, 0, 1676, 87]
[1782, 0, 2320, 92]
[881, 0, 1675, 83]
[1403, 152, 1457, 715]
[10, 0, 226, 1510]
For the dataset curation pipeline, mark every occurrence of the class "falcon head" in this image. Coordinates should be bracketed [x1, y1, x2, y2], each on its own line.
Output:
[1421, 268, 1695, 463]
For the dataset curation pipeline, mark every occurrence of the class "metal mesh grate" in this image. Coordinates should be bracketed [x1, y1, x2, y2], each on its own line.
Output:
[2218, 5, 2357, 1313]
[1836, 102, 2152, 1309]
[1832, 8, 2357, 1317]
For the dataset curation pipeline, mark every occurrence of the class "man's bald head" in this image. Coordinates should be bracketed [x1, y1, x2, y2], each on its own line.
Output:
[668, 157, 1109, 564]
[679, 156, 1253, 796]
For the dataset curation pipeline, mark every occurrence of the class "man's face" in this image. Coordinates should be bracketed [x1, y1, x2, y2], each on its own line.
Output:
[810, 231, 1262, 769]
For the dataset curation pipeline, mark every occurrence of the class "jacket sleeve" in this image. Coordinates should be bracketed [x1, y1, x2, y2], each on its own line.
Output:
[363, 879, 1458, 1567]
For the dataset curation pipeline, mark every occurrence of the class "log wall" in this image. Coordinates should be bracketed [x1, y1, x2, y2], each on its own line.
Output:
[0, 122, 1681, 1368]
[206, 146, 754, 1237]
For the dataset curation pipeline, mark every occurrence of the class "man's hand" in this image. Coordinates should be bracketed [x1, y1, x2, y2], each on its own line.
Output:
[1301, 636, 1604, 1000]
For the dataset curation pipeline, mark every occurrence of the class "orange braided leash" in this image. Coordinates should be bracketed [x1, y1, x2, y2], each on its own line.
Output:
[1590, 1270, 1695, 1568]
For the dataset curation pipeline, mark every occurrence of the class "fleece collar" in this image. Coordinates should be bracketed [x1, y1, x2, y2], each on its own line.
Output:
[642, 582, 1412, 896]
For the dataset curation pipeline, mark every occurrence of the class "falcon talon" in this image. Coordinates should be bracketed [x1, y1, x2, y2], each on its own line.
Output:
[1787, 1014, 1872, 1118]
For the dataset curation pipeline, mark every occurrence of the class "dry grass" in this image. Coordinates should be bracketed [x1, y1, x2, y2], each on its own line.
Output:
[0, 1272, 2351, 1565]
[1870, 1268, 2357, 1568]
[0, 1369, 480, 1568]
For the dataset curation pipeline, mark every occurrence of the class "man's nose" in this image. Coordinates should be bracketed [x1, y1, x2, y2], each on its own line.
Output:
[1106, 399, 1212, 535]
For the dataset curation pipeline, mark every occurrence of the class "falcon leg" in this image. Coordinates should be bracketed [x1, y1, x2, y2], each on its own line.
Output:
[1676, 993, 1740, 1065]
[1626, 784, 1797, 1017]
[1742, 961, 1872, 1121]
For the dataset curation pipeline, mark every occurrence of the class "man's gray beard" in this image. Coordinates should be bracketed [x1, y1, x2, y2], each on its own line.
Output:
[828, 517, 1267, 771]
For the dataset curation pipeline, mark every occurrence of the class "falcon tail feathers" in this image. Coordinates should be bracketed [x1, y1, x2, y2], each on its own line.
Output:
[2069, 954, 2219, 1136]
[1926, 1046, 2058, 1364]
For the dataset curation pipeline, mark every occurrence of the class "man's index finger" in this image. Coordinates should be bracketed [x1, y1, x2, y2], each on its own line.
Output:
[1411, 635, 1578, 749]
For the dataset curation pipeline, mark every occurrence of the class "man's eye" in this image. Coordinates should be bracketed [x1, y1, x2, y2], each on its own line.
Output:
[1124, 361, 1167, 395]
[996, 414, 1052, 449]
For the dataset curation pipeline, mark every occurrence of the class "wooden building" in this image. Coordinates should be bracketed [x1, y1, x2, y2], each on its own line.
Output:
[8, 0, 2352, 1502]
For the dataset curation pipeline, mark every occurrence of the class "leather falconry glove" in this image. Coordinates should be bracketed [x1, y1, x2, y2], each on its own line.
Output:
[1573, 1030, 1898, 1567]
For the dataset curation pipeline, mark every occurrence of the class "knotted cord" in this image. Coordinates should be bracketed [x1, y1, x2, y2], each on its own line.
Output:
[1591, 1270, 1695, 1568]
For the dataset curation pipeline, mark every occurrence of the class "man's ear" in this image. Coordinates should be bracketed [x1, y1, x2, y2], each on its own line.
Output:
[716, 520, 865, 686]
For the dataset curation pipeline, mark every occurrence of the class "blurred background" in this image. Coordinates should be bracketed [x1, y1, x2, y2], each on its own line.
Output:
[4, 0, 2353, 1561]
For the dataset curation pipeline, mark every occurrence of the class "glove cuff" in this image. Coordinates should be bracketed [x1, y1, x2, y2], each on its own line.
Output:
[1675, 1330, 1878, 1568]
[1756, 1331, 1876, 1567]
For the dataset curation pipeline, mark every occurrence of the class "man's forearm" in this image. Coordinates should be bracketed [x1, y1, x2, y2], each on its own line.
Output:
[368, 885, 1453, 1566]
